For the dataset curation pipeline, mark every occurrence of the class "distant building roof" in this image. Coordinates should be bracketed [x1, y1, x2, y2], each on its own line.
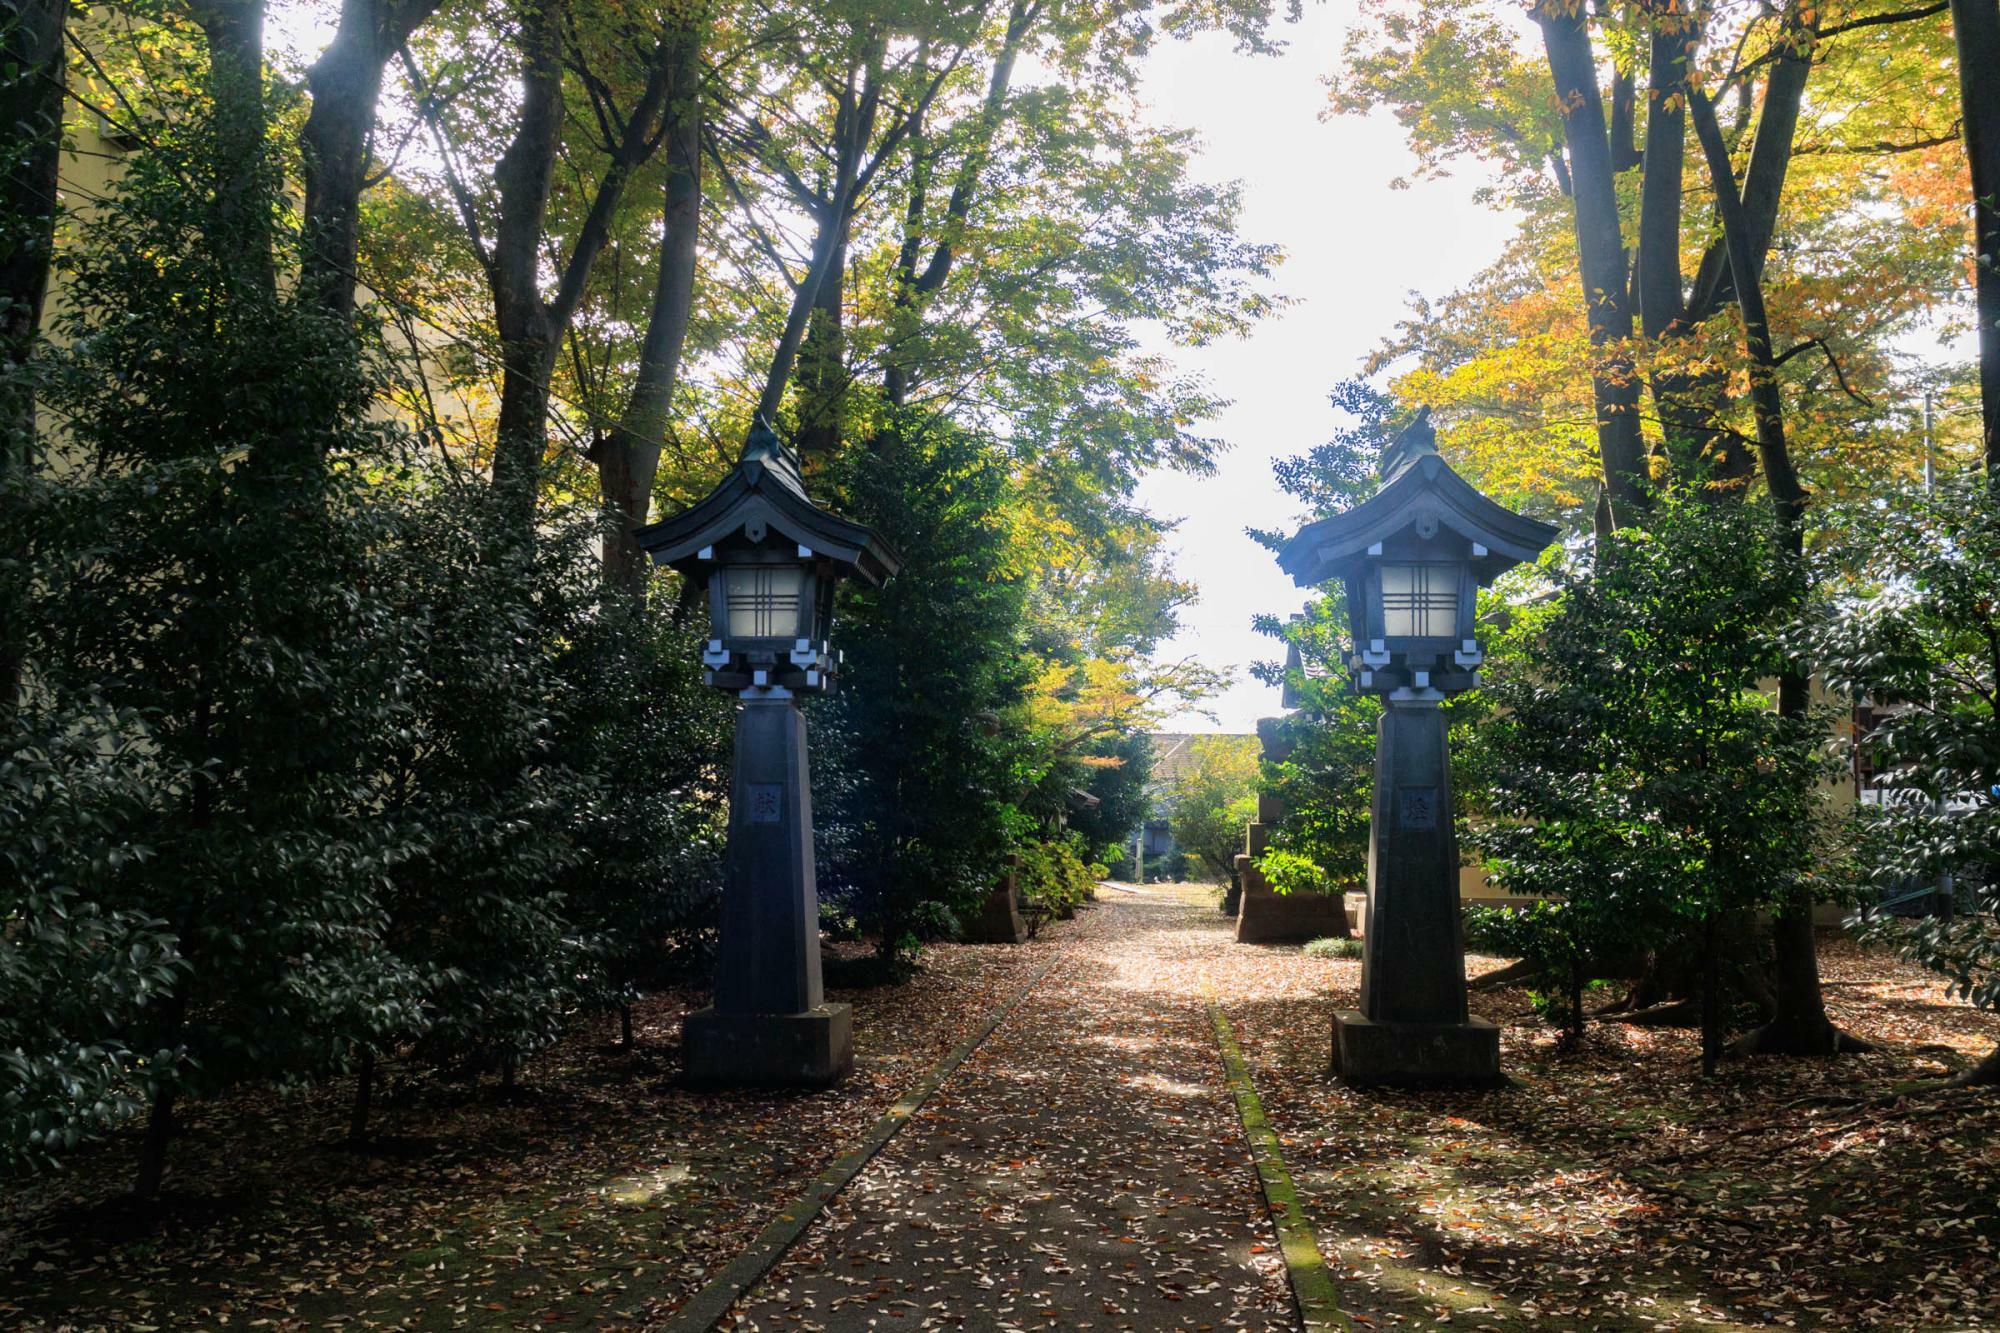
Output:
[1147, 731, 1255, 786]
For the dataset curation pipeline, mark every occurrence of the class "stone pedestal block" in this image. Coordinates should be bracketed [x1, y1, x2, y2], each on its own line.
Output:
[1235, 853, 1352, 944]
[962, 871, 1028, 943]
[1331, 1010, 1500, 1087]
[715, 699, 823, 1018]
[683, 1004, 853, 1086]
[1338, 699, 1501, 1086]
[1360, 701, 1469, 1025]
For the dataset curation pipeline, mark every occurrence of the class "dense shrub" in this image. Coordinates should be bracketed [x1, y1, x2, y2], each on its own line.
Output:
[1017, 833, 1105, 928]
[1471, 495, 1835, 1064]
[1818, 474, 2000, 1084]
[813, 411, 1034, 959]
[1303, 935, 1362, 960]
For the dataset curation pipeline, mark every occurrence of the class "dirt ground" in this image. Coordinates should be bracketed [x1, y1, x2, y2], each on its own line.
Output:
[3, 882, 1995, 1331]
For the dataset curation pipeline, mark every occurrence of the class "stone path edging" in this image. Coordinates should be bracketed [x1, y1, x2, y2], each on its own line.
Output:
[1209, 1001, 1352, 1333]
[652, 953, 1063, 1331]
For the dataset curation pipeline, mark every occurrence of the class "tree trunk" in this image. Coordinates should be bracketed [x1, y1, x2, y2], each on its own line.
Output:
[1634, 13, 1691, 343]
[133, 1088, 177, 1198]
[300, 0, 445, 318]
[1608, 63, 1639, 173]
[1953, 1041, 2000, 1087]
[1535, 0, 1648, 524]
[0, 0, 65, 713]
[483, 0, 678, 540]
[619, 1003, 634, 1049]
[794, 226, 847, 455]
[348, 1048, 375, 1143]
[1692, 86, 1871, 1059]
[883, 0, 1031, 407]
[1700, 915, 1722, 1076]
[597, 25, 701, 589]
[484, 0, 567, 536]
[188, 0, 274, 292]
[751, 49, 882, 433]
[1951, 0, 2000, 476]
[1566, 956, 1586, 1047]
[1634, 6, 1733, 487]
[755, 198, 856, 433]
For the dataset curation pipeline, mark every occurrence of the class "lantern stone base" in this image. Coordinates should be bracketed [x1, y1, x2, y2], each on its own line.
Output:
[1234, 852, 1351, 944]
[1331, 1010, 1501, 1088]
[682, 1004, 852, 1087]
[961, 872, 1028, 944]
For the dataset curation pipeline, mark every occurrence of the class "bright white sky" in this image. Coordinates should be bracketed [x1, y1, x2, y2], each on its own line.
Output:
[1133, 6, 1516, 733]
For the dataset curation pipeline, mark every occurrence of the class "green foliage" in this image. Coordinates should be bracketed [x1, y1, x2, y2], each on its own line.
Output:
[1470, 495, 1836, 1055]
[813, 410, 1033, 957]
[30, 108, 431, 1112]
[1302, 934, 1363, 960]
[1816, 474, 2000, 1021]
[4, 96, 732, 1173]
[362, 483, 594, 1077]
[0, 702, 183, 1171]
[1462, 901, 1600, 1038]
[1248, 380, 1396, 895]
[1162, 734, 1260, 882]
[1253, 846, 1329, 897]
[1253, 600, 1381, 895]
[1016, 833, 1105, 928]
[1064, 728, 1154, 864]
[550, 579, 732, 1011]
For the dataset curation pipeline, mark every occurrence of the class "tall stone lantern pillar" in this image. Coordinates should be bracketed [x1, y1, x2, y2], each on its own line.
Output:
[1276, 409, 1556, 1086]
[636, 423, 901, 1086]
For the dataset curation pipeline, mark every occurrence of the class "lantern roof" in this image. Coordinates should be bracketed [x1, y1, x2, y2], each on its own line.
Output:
[634, 422, 901, 586]
[1276, 408, 1558, 589]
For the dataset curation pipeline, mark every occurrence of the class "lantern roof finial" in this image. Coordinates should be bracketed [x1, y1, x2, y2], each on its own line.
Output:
[1276, 409, 1556, 591]
[632, 418, 901, 586]
[1378, 406, 1437, 481]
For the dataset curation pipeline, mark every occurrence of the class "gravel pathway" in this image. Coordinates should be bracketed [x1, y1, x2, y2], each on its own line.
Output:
[722, 882, 1298, 1331]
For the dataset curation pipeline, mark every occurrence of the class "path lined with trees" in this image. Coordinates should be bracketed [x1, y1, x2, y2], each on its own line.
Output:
[728, 886, 1296, 1330]
[5, 0, 2000, 1325]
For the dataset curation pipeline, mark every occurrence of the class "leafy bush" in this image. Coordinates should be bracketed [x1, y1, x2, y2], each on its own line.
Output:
[1162, 735, 1260, 882]
[1303, 935, 1363, 960]
[1017, 834, 1105, 928]
[0, 703, 184, 1171]
[1255, 846, 1340, 898]
[1817, 474, 2000, 1083]
[1471, 495, 1834, 1063]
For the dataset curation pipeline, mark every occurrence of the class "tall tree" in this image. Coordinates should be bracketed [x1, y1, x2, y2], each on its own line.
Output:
[593, 21, 702, 588]
[300, 0, 447, 318]
[1532, 0, 1649, 525]
[1951, 0, 2000, 475]
[1692, 79, 1868, 1056]
[0, 0, 66, 709]
[409, 0, 683, 537]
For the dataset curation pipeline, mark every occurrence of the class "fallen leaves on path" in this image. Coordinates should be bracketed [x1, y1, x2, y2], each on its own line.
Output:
[721, 885, 1294, 1331]
[0, 940, 1053, 1329]
[1194, 909, 2000, 1333]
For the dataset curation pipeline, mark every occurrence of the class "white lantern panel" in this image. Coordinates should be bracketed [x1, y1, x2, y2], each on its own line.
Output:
[723, 565, 806, 639]
[1380, 562, 1460, 638]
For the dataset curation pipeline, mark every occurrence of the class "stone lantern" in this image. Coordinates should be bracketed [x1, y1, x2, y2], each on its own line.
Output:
[636, 422, 900, 1085]
[1277, 408, 1555, 1086]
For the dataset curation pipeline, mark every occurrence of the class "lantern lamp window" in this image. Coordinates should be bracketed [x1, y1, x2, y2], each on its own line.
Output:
[724, 565, 805, 639]
[1380, 562, 1460, 639]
